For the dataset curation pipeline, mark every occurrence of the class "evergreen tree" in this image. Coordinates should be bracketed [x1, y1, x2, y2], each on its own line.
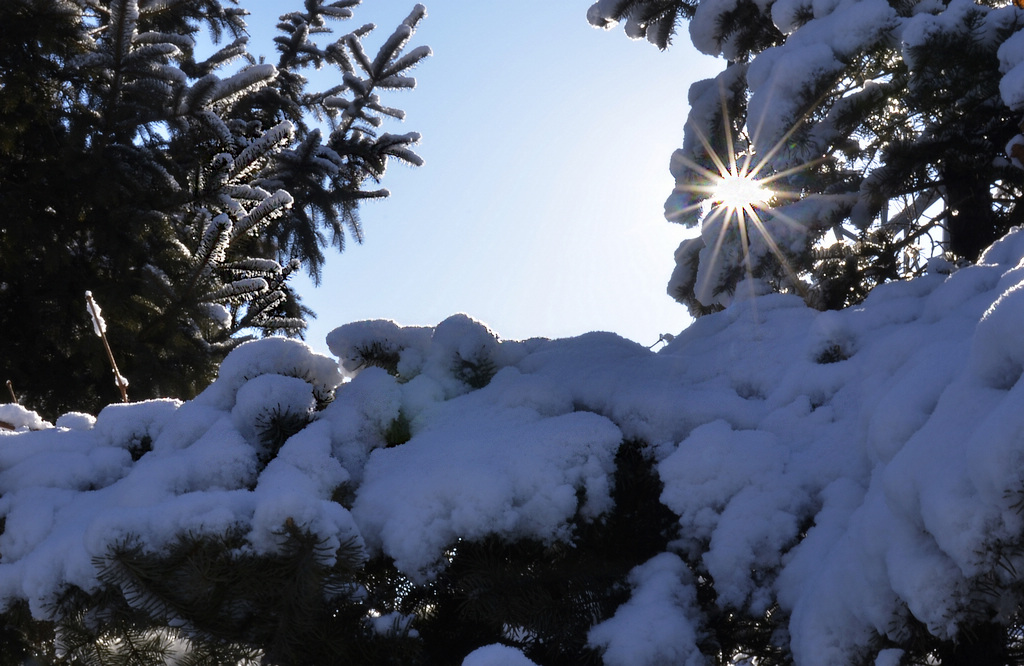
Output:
[590, 0, 1024, 314]
[0, 0, 428, 416]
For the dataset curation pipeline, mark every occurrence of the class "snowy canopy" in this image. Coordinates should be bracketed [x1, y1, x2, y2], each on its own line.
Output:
[10, 229, 1024, 662]
[601, 0, 1024, 319]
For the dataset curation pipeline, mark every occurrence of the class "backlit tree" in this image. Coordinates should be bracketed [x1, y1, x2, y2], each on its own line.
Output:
[590, 0, 1024, 314]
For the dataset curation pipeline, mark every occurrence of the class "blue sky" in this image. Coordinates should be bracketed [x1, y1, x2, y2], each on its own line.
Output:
[246, 2, 721, 353]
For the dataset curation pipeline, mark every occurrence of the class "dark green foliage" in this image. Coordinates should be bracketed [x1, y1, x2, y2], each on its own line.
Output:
[126, 434, 154, 462]
[351, 439, 681, 666]
[864, 614, 1024, 666]
[454, 356, 497, 390]
[794, 8, 1022, 303]
[353, 340, 403, 376]
[696, 594, 790, 666]
[0, 365, 860, 666]
[588, 0, 783, 56]
[866, 510, 1024, 666]
[815, 343, 849, 365]
[0, 0, 428, 418]
[89, 522, 375, 665]
[599, 0, 1024, 317]
[43, 519, 421, 665]
[253, 403, 314, 462]
[0, 425, 834, 664]
[384, 411, 412, 447]
[0, 601, 57, 666]
[53, 585, 217, 666]
[933, 621, 1024, 666]
[810, 234, 904, 311]
[419, 537, 610, 665]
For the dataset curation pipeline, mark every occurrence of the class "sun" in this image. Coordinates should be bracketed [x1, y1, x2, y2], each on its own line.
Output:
[712, 171, 773, 213]
[663, 89, 828, 307]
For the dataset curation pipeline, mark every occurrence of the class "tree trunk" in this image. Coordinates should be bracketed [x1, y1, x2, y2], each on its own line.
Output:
[944, 166, 1003, 262]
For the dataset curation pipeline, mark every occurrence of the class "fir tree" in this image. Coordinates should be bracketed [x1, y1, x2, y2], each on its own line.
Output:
[590, 0, 1024, 315]
[0, 0, 428, 417]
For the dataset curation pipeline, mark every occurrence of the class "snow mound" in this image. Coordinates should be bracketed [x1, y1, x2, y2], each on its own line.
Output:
[0, 339, 354, 616]
[327, 313, 534, 397]
[198, 336, 341, 410]
[588, 553, 704, 666]
[0, 404, 52, 432]
[462, 644, 539, 666]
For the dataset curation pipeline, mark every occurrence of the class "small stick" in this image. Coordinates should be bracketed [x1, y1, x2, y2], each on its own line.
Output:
[85, 291, 129, 403]
[646, 333, 675, 350]
[5, 380, 16, 404]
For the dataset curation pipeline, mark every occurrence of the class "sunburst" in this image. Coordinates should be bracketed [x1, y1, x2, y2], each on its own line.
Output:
[667, 85, 826, 306]
[712, 171, 773, 213]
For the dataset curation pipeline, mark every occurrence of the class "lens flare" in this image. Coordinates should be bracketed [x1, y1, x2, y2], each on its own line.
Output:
[665, 84, 829, 308]
[712, 172, 773, 212]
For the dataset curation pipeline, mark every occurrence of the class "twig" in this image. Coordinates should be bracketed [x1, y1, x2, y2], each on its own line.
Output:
[5, 380, 16, 404]
[647, 333, 676, 350]
[85, 291, 129, 403]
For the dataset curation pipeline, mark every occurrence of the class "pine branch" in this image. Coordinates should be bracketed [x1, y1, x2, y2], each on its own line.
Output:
[189, 36, 250, 78]
[230, 189, 294, 241]
[192, 213, 232, 276]
[210, 63, 278, 107]
[89, 526, 370, 664]
[202, 277, 268, 304]
[178, 72, 221, 115]
[231, 121, 294, 181]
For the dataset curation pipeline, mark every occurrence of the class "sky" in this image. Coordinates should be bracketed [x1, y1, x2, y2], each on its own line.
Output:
[246, 2, 723, 354]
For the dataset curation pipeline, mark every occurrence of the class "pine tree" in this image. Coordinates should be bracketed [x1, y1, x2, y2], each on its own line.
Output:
[0, 0, 429, 417]
[590, 0, 1024, 315]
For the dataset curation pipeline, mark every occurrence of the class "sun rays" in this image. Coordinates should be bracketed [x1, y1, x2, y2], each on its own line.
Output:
[666, 87, 826, 306]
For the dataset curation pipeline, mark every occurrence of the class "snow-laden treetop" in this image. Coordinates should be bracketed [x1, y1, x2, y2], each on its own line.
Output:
[9, 229, 1024, 662]
[590, 0, 1024, 326]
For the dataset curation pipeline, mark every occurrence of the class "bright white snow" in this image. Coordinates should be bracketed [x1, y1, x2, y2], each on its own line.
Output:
[8, 229, 1024, 662]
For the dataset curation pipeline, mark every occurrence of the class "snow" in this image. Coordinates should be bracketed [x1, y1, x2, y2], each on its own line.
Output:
[689, 0, 742, 57]
[1000, 28, 1024, 109]
[462, 644, 540, 666]
[85, 290, 106, 337]
[351, 384, 620, 580]
[11, 231, 1024, 660]
[55, 412, 96, 431]
[198, 336, 342, 411]
[587, 553, 704, 665]
[0, 404, 52, 431]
